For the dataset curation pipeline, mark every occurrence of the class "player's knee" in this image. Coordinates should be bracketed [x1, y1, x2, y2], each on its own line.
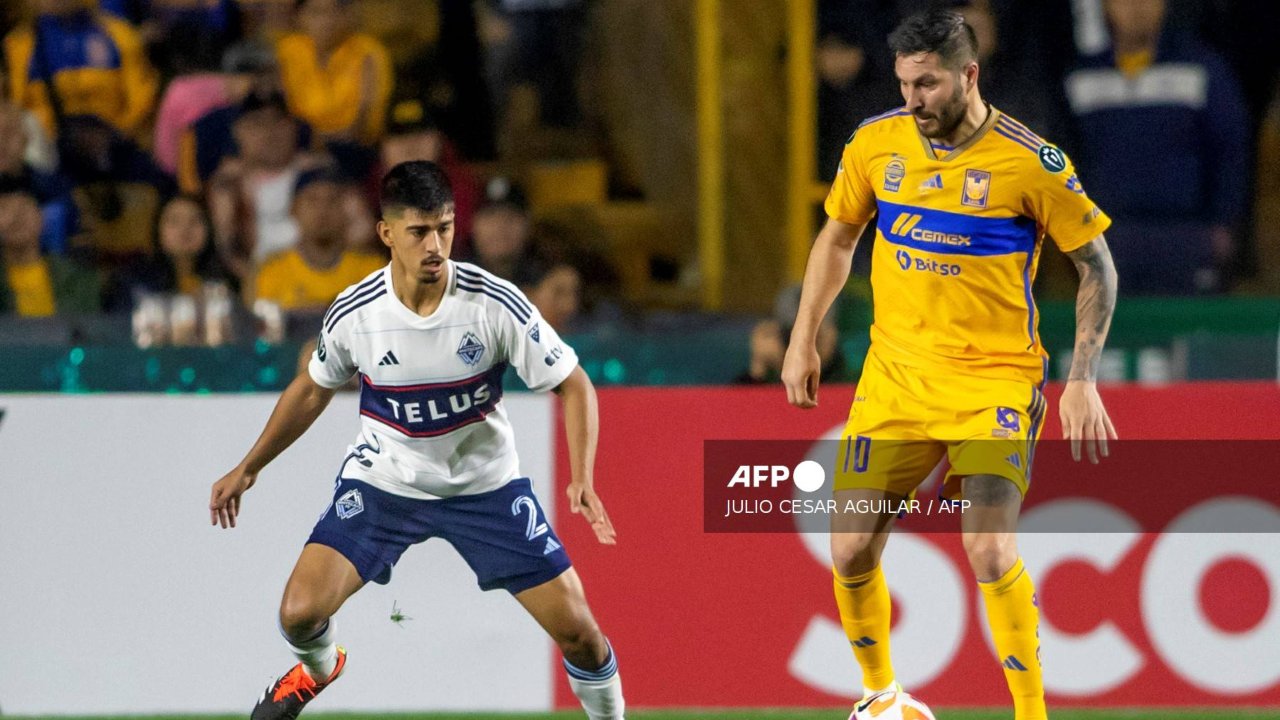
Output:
[278, 594, 330, 642]
[553, 617, 606, 663]
[831, 533, 882, 577]
[963, 533, 1018, 582]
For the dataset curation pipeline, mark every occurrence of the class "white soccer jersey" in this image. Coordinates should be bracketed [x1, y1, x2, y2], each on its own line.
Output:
[308, 260, 579, 499]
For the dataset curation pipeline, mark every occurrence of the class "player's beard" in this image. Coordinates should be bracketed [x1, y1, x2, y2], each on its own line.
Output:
[915, 81, 968, 139]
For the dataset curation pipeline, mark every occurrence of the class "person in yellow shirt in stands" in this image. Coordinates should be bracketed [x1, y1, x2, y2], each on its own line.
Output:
[275, 0, 394, 146]
[254, 168, 383, 312]
[0, 182, 99, 316]
[3, 0, 158, 142]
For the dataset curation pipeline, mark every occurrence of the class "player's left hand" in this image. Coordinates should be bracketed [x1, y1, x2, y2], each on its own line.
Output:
[1059, 380, 1118, 464]
[567, 482, 617, 545]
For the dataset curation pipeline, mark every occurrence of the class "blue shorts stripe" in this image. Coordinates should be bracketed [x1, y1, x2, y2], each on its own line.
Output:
[457, 282, 530, 324]
[326, 288, 387, 331]
[324, 276, 384, 326]
[456, 268, 533, 315]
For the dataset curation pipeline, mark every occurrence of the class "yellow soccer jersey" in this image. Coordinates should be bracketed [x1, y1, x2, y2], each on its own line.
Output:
[254, 250, 385, 311]
[825, 106, 1111, 383]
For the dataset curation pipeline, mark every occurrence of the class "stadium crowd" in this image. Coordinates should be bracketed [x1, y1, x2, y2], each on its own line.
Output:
[0, 0, 591, 342]
[819, 0, 1278, 295]
[0, 0, 1276, 357]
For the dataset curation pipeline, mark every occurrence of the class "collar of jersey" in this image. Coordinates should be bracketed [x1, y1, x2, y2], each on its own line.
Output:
[384, 261, 456, 326]
[915, 102, 998, 162]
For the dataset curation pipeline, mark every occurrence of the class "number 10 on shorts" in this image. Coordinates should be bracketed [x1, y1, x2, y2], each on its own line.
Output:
[850, 435, 871, 473]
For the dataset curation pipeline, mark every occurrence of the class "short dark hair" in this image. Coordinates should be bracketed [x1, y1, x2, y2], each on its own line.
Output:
[888, 9, 978, 70]
[380, 161, 454, 217]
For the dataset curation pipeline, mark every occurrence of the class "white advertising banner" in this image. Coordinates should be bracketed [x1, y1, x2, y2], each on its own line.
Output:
[0, 393, 559, 715]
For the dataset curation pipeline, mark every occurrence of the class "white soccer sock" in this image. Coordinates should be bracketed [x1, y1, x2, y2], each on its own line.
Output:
[564, 641, 625, 720]
[283, 619, 339, 681]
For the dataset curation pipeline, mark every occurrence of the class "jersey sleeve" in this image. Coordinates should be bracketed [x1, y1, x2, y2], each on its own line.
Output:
[824, 130, 877, 225]
[495, 294, 579, 393]
[1024, 146, 1112, 253]
[307, 317, 358, 389]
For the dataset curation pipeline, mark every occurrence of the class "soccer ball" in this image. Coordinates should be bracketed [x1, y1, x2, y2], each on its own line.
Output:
[850, 690, 937, 720]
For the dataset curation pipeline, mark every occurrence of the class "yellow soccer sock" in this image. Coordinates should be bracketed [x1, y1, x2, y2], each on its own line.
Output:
[833, 565, 896, 695]
[978, 558, 1047, 720]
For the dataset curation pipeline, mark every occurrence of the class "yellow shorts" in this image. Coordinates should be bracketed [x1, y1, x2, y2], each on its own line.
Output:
[833, 350, 1047, 499]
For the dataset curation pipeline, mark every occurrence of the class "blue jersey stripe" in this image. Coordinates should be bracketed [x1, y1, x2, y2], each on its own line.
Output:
[1022, 246, 1037, 347]
[456, 268, 533, 315]
[875, 199, 1037, 256]
[996, 116, 1045, 145]
[324, 276, 384, 326]
[992, 126, 1041, 155]
[456, 282, 530, 324]
[995, 117, 1043, 145]
[858, 108, 909, 128]
[326, 288, 386, 331]
[995, 120, 1046, 152]
[325, 281, 385, 329]
[455, 268, 533, 315]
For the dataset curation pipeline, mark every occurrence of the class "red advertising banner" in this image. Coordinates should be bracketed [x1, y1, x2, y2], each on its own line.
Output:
[554, 383, 1280, 709]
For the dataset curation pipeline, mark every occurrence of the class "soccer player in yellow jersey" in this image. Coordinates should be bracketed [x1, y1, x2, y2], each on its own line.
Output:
[782, 10, 1118, 720]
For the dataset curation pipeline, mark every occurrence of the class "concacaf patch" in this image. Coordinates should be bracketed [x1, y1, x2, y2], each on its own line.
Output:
[1038, 145, 1067, 174]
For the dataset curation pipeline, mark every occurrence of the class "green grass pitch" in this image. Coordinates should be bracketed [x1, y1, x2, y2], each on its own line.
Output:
[9, 710, 1280, 720]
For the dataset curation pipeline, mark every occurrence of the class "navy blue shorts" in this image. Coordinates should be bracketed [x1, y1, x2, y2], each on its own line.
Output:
[308, 477, 572, 594]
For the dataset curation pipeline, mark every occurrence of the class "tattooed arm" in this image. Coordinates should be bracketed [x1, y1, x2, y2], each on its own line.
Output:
[1060, 235, 1119, 463]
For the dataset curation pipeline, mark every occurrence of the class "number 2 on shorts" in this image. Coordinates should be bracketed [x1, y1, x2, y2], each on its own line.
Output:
[511, 495, 549, 542]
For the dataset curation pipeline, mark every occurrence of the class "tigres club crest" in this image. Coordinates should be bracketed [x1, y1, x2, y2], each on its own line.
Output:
[962, 169, 991, 209]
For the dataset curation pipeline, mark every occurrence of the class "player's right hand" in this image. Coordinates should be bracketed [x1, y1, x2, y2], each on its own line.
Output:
[782, 344, 822, 409]
[209, 467, 257, 529]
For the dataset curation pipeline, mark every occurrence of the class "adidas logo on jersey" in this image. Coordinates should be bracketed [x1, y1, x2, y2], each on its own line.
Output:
[544, 537, 562, 555]
[918, 172, 943, 191]
[378, 351, 400, 366]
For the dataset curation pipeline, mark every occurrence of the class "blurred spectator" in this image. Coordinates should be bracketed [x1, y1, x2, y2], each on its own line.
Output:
[458, 176, 536, 285]
[1065, 0, 1249, 294]
[523, 260, 581, 332]
[735, 285, 848, 385]
[952, 0, 1071, 142]
[205, 90, 326, 281]
[175, 42, 315, 195]
[3, 0, 158, 144]
[100, 0, 239, 78]
[252, 168, 383, 311]
[102, 194, 235, 312]
[816, 0, 898, 179]
[0, 60, 58, 172]
[151, 36, 253, 175]
[276, 0, 393, 147]
[378, 98, 480, 249]
[396, 0, 496, 161]
[486, 0, 587, 129]
[0, 101, 77, 254]
[0, 181, 99, 316]
[236, 0, 296, 43]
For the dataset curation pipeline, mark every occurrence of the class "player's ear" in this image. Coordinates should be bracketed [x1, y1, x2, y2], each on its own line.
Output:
[376, 219, 394, 249]
[965, 61, 979, 91]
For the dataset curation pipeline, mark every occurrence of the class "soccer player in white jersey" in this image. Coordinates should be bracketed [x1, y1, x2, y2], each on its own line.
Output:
[209, 161, 625, 720]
